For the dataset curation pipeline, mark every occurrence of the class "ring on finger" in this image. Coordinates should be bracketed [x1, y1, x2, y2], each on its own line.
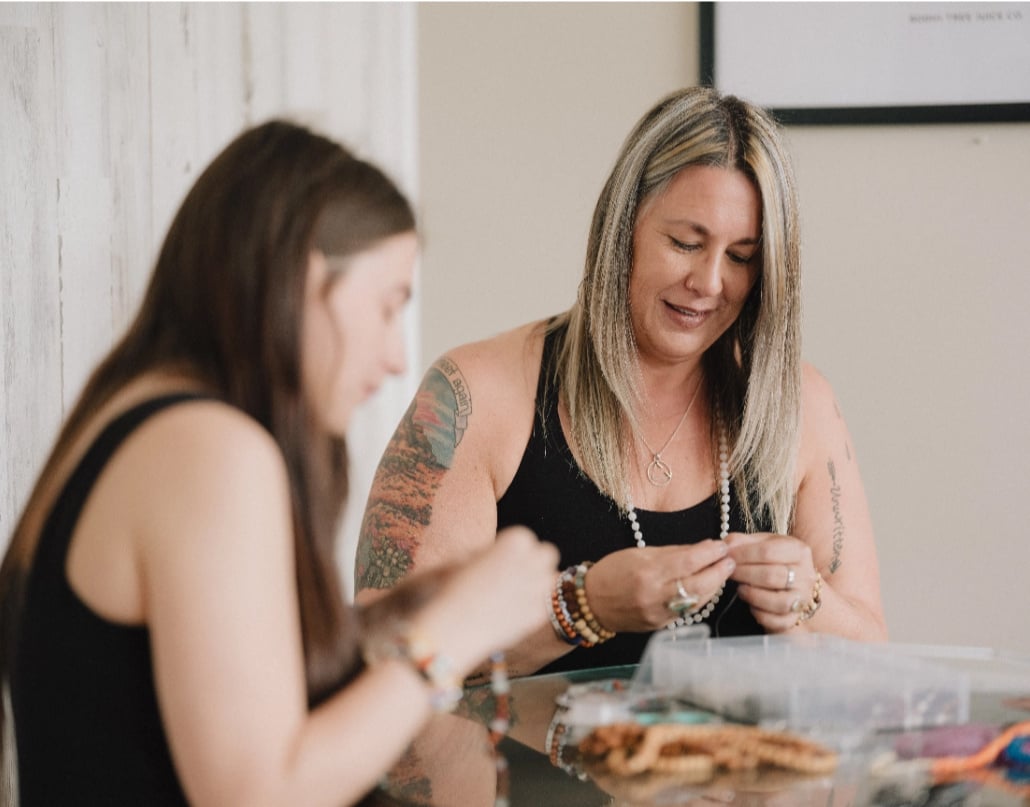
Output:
[666, 579, 700, 614]
[784, 566, 796, 590]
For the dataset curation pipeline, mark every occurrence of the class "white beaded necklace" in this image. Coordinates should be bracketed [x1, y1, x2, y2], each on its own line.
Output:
[626, 427, 730, 628]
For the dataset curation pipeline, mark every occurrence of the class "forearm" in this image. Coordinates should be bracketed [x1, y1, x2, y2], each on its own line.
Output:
[178, 660, 434, 807]
[279, 661, 435, 807]
[792, 578, 887, 642]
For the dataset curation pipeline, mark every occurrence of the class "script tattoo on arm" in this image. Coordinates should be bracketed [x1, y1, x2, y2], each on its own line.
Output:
[355, 358, 473, 590]
[827, 459, 845, 574]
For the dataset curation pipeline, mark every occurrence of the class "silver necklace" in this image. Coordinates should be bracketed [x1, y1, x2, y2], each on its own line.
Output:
[634, 378, 703, 487]
[626, 427, 730, 628]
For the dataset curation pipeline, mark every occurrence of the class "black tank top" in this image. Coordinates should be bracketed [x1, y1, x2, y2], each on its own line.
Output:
[12, 394, 208, 806]
[497, 327, 765, 674]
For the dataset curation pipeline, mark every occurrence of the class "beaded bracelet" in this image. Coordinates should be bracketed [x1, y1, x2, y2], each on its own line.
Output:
[548, 588, 576, 643]
[549, 563, 616, 647]
[795, 573, 824, 626]
[363, 631, 464, 712]
[487, 651, 512, 807]
[561, 575, 603, 645]
[571, 563, 616, 643]
[545, 707, 589, 781]
[550, 571, 591, 646]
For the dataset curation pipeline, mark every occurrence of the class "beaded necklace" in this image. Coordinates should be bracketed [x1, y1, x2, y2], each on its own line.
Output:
[625, 428, 730, 628]
[488, 651, 511, 806]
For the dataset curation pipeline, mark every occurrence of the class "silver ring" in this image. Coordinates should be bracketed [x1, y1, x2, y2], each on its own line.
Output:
[784, 566, 796, 590]
[666, 579, 700, 613]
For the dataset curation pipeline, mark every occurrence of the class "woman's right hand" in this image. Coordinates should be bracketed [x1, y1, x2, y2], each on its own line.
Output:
[583, 541, 736, 633]
[409, 526, 559, 678]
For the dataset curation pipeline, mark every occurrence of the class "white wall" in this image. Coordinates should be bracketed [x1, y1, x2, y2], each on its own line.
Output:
[417, 2, 697, 365]
[0, 2, 418, 594]
[418, 3, 1030, 655]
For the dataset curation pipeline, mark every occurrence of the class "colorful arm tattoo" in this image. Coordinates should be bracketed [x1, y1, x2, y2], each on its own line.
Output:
[355, 359, 473, 590]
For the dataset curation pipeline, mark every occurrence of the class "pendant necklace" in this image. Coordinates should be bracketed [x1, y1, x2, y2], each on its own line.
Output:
[625, 426, 730, 628]
[634, 377, 703, 487]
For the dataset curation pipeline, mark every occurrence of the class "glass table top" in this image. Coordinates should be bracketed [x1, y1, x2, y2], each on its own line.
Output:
[371, 652, 1030, 806]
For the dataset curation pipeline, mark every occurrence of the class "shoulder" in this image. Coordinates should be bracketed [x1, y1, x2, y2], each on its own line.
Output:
[799, 362, 844, 426]
[797, 362, 849, 475]
[127, 398, 284, 477]
[436, 320, 546, 390]
[420, 320, 547, 420]
[800, 362, 836, 409]
[113, 399, 291, 542]
[414, 320, 548, 490]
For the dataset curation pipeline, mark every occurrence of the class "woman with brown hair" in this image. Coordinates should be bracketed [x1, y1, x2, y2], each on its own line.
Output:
[0, 120, 556, 806]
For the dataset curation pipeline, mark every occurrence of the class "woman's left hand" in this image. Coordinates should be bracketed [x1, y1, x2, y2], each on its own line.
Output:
[724, 532, 821, 633]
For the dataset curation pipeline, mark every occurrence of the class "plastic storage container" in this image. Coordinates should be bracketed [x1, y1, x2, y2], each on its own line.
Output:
[633, 632, 970, 733]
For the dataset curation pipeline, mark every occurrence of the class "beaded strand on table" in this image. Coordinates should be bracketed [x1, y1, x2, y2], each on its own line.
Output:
[488, 651, 511, 807]
[625, 428, 730, 629]
[488, 651, 510, 744]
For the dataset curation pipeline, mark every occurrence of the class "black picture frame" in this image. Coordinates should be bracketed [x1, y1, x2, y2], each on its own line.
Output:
[699, 2, 1030, 125]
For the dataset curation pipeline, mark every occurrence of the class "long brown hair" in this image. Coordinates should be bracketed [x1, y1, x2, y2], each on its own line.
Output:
[0, 120, 416, 767]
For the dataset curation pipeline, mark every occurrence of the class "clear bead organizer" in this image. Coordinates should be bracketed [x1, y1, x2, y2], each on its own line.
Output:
[632, 632, 971, 736]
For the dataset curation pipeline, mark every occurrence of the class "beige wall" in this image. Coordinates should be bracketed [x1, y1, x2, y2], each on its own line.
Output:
[418, 3, 1030, 655]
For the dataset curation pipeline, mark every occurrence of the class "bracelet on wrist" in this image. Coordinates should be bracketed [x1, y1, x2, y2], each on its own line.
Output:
[363, 630, 464, 712]
[572, 562, 616, 643]
[550, 573, 588, 646]
[795, 573, 824, 626]
[548, 563, 616, 647]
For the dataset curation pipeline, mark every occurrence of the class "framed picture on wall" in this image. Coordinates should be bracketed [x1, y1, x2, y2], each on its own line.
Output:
[699, 2, 1030, 124]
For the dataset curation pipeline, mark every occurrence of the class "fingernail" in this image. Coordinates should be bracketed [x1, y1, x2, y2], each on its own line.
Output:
[724, 558, 735, 573]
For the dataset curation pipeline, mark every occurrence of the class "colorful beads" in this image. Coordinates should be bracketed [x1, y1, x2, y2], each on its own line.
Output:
[548, 562, 615, 647]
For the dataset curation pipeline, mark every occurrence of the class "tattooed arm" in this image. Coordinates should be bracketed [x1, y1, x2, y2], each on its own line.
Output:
[727, 362, 887, 641]
[788, 363, 886, 639]
[355, 323, 575, 676]
[355, 356, 479, 590]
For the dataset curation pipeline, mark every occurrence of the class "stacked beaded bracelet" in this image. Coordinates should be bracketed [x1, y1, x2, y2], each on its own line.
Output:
[363, 631, 464, 713]
[549, 562, 616, 647]
[795, 573, 824, 626]
[549, 569, 587, 646]
[571, 563, 616, 643]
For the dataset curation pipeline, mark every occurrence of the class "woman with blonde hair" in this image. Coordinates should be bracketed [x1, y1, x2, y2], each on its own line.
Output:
[0, 120, 556, 805]
[356, 86, 886, 677]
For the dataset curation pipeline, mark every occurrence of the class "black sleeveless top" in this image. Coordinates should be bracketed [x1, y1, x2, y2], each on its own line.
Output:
[12, 394, 208, 806]
[497, 328, 765, 674]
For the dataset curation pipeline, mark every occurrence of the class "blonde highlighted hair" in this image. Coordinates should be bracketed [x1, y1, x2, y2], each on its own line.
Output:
[548, 86, 801, 533]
